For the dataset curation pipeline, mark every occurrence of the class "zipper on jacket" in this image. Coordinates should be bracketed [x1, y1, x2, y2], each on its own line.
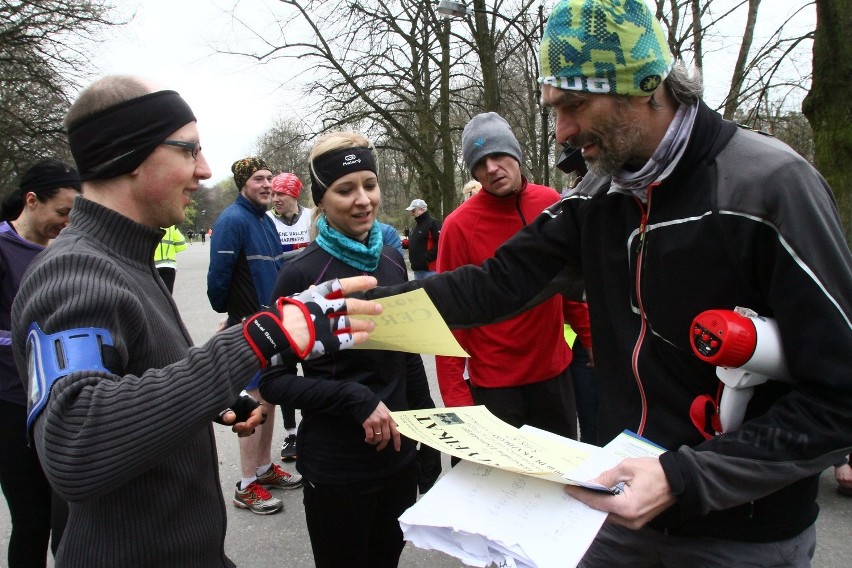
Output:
[515, 193, 529, 226]
[630, 182, 659, 436]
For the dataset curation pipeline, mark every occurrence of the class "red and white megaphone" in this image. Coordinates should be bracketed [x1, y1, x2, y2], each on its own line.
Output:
[690, 307, 792, 432]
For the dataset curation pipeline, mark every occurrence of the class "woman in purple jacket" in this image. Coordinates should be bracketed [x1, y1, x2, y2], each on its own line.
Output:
[0, 159, 80, 568]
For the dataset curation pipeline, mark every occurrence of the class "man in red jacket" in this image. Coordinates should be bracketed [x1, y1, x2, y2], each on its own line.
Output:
[435, 112, 592, 439]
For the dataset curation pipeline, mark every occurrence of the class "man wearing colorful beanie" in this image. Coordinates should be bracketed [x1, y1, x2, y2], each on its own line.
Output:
[266, 171, 314, 463]
[368, 0, 852, 565]
[208, 158, 305, 516]
[435, 112, 592, 446]
[208, 157, 282, 328]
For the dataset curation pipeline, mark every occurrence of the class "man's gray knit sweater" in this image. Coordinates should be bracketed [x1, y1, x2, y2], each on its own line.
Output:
[12, 197, 261, 567]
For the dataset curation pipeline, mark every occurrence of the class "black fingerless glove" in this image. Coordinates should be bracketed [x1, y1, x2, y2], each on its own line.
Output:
[213, 392, 260, 425]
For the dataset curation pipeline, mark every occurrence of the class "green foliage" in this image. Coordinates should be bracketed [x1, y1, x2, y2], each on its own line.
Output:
[188, 179, 240, 232]
[183, 203, 198, 229]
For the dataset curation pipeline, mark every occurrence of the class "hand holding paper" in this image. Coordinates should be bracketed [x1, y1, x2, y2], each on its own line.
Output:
[397, 422, 669, 568]
[351, 289, 469, 356]
[564, 456, 676, 529]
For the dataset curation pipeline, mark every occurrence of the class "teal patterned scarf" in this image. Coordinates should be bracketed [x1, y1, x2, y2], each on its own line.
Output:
[315, 214, 382, 272]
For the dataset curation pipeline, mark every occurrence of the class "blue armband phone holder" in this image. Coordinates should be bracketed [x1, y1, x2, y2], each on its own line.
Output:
[26, 322, 114, 434]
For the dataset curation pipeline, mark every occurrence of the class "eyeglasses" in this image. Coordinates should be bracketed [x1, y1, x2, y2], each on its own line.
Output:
[160, 140, 202, 160]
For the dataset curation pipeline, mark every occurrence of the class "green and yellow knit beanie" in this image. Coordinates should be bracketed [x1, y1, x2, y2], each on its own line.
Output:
[539, 0, 674, 96]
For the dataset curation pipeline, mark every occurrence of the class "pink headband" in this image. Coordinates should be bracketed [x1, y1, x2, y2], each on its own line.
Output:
[271, 172, 303, 198]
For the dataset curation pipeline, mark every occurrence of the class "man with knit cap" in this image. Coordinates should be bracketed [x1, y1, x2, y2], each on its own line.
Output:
[208, 157, 304, 515]
[11, 75, 380, 567]
[405, 198, 441, 279]
[436, 112, 591, 443]
[265, 171, 314, 462]
[367, 0, 852, 565]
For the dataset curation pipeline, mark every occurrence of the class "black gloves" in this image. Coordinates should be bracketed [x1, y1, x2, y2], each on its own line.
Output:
[214, 392, 261, 425]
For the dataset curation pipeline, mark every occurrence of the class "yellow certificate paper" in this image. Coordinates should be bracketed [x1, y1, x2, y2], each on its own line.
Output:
[353, 289, 468, 356]
[391, 405, 593, 483]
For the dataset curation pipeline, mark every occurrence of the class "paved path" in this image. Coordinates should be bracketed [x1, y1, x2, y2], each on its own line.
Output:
[2, 241, 849, 567]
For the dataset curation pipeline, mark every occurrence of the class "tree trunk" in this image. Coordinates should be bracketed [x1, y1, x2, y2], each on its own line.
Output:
[802, 0, 852, 246]
[438, 17, 456, 218]
[723, 0, 761, 120]
[472, 0, 500, 112]
[690, 0, 703, 71]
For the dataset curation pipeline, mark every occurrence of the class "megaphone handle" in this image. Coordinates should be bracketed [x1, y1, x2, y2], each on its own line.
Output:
[719, 386, 755, 433]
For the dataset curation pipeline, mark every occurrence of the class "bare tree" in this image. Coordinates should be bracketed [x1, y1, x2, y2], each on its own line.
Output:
[448, 1, 550, 184]
[223, 0, 818, 213]
[255, 118, 311, 184]
[464, 0, 539, 112]
[653, 1, 814, 122]
[193, 178, 240, 233]
[219, 0, 463, 216]
[0, 0, 122, 187]
[220, 0, 555, 216]
[253, 117, 317, 212]
[722, 0, 761, 119]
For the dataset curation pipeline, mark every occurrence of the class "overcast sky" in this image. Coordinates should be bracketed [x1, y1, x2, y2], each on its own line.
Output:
[89, 0, 815, 185]
[91, 0, 306, 184]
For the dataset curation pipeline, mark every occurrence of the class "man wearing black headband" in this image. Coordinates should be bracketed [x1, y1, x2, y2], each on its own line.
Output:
[10, 75, 380, 568]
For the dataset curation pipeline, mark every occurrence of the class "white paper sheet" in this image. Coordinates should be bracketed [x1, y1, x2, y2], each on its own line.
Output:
[400, 459, 606, 568]
[399, 429, 665, 568]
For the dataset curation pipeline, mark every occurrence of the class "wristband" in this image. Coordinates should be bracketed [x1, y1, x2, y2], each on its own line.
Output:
[243, 311, 293, 367]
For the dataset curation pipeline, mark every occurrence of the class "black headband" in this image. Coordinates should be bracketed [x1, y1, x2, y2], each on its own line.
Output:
[20, 172, 81, 196]
[68, 90, 196, 181]
[309, 147, 377, 205]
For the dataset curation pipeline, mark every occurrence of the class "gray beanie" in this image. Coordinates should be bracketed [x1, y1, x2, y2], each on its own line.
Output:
[461, 112, 523, 176]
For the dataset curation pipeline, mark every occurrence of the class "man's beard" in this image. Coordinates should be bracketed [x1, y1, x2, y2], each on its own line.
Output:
[573, 110, 648, 177]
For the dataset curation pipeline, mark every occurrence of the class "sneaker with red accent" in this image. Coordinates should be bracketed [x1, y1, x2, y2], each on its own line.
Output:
[233, 481, 283, 515]
[257, 463, 303, 490]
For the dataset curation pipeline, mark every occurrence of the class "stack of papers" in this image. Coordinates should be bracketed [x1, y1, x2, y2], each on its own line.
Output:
[392, 407, 665, 567]
[399, 445, 607, 567]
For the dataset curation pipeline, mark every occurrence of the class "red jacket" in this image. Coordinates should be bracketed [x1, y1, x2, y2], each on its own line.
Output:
[435, 180, 589, 406]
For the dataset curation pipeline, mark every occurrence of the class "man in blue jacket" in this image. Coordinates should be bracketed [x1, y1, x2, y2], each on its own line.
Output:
[208, 157, 303, 516]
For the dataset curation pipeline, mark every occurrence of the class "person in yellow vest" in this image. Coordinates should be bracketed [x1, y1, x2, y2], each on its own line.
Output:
[154, 225, 188, 294]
